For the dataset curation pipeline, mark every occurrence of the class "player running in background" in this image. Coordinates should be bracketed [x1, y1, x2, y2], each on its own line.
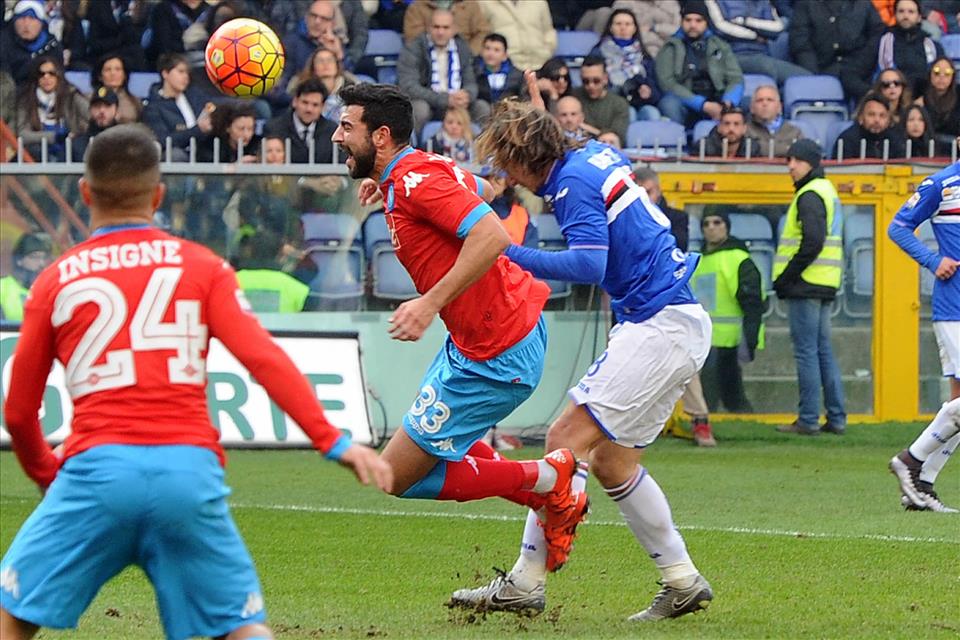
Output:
[331, 83, 585, 553]
[451, 92, 714, 621]
[888, 161, 960, 513]
[0, 125, 392, 640]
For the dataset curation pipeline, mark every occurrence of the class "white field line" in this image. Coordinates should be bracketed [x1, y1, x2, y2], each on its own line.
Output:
[2, 495, 955, 544]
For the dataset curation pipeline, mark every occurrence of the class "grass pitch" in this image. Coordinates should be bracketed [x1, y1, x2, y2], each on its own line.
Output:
[1, 421, 957, 639]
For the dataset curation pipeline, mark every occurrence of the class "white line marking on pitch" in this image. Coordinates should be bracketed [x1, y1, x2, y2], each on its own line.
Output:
[230, 501, 958, 545]
[1, 496, 953, 544]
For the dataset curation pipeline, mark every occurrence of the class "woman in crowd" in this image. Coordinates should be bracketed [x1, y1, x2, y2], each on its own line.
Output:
[90, 55, 142, 124]
[198, 101, 259, 163]
[535, 56, 573, 113]
[288, 47, 358, 122]
[427, 106, 474, 163]
[590, 8, 662, 120]
[14, 56, 88, 161]
[871, 68, 912, 125]
[902, 104, 936, 157]
[915, 56, 960, 145]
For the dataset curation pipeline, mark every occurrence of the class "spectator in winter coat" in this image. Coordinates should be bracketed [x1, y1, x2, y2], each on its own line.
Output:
[590, 8, 663, 119]
[0, 0, 63, 83]
[703, 105, 761, 157]
[833, 92, 907, 159]
[611, 0, 682, 57]
[14, 56, 88, 162]
[877, 0, 944, 94]
[403, 0, 489, 55]
[704, 0, 810, 84]
[480, 0, 556, 72]
[789, 0, 885, 101]
[745, 84, 804, 157]
[572, 56, 631, 145]
[474, 33, 524, 105]
[141, 53, 214, 160]
[914, 56, 960, 145]
[655, 0, 744, 126]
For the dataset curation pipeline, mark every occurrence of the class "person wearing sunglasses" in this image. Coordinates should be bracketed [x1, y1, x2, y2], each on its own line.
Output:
[870, 68, 914, 125]
[533, 56, 574, 114]
[571, 56, 630, 146]
[877, 0, 945, 94]
[915, 56, 960, 145]
[13, 56, 89, 162]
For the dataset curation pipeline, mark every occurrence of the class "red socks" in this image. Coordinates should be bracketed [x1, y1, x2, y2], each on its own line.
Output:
[435, 439, 545, 510]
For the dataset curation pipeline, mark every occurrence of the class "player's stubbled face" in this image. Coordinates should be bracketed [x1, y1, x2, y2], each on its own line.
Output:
[333, 105, 376, 179]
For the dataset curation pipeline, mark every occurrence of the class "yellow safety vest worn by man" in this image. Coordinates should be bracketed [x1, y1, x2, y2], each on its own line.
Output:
[0, 275, 29, 322]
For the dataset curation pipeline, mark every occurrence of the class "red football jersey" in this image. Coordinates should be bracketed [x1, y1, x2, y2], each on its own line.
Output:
[380, 149, 549, 361]
[3, 227, 343, 487]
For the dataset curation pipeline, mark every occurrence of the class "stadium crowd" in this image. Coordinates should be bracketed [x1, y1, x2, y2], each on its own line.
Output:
[0, 0, 957, 164]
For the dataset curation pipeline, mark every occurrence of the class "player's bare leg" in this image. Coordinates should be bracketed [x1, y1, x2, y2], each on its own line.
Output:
[0, 608, 38, 640]
[380, 428, 449, 495]
[219, 622, 273, 639]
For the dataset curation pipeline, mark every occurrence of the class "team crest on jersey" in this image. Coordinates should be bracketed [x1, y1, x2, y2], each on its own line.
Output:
[0, 566, 20, 599]
[905, 191, 921, 208]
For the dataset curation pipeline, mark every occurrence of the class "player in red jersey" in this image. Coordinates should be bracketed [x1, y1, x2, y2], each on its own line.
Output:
[0, 125, 391, 640]
[331, 83, 587, 572]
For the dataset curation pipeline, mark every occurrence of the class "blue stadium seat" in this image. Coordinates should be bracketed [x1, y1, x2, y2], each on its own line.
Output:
[65, 70, 92, 95]
[824, 120, 855, 159]
[626, 120, 686, 149]
[128, 72, 160, 99]
[535, 213, 573, 301]
[942, 34, 960, 63]
[783, 75, 847, 120]
[786, 119, 821, 146]
[420, 120, 442, 147]
[362, 29, 403, 84]
[691, 119, 717, 143]
[555, 30, 599, 67]
[362, 212, 417, 301]
[301, 213, 364, 310]
[740, 73, 776, 109]
[729, 213, 775, 291]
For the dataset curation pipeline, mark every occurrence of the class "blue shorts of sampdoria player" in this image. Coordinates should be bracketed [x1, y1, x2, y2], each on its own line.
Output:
[402, 316, 546, 462]
[0, 445, 266, 640]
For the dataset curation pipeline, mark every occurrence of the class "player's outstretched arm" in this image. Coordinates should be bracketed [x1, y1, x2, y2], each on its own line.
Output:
[337, 444, 393, 492]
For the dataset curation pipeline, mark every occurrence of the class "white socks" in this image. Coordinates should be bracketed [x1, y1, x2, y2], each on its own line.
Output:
[532, 459, 558, 493]
[606, 465, 698, 589]
[511, 460, 589, 590]
[908, 398, 960, 483]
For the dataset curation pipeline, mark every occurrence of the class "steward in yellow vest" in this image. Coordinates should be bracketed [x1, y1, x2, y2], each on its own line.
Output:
[0, 232, 52, 322]
[690, 212, 767, 412]
[772, 151, 843, 300]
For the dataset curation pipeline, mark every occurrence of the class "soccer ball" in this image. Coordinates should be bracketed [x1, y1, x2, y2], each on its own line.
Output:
[205, 18, 285, 98]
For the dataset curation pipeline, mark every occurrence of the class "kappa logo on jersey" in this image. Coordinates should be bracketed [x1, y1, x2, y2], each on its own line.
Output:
[556, 187, 569, 200]
[0, 566, 20, 599]
[241, 592, 264, 619]
[402, 171, 429, 196]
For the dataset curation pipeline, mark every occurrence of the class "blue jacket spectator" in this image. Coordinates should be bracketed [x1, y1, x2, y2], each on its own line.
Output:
[704, 0, 810, 83]
[284, 0, 368, 78]
[143, 0, 212, 70]
[83, 0, 147, 71]
[655, 1, 744, 126]
[0, 0, 64, 83]
[590, 8, 663, 117]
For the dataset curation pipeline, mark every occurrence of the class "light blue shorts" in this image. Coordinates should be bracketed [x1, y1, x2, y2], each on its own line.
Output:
[0, 445, 265, 640]
[402, 316, 546, 461]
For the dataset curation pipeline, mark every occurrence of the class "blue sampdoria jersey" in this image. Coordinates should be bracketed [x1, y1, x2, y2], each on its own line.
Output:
[889, 162, 960, 321]
[540, 140, 698, 323]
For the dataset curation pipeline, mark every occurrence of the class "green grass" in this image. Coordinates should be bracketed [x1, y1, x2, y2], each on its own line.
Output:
[2, 421, 958, 639]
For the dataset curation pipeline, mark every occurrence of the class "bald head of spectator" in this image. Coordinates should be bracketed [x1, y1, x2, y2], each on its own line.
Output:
[750, 85, 783, 127]
[555, 96, 585, 135]
[430, 9, 456, 48]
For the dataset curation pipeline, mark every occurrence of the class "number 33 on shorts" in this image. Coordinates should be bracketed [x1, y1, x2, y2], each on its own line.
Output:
[409, 384, 452, 434]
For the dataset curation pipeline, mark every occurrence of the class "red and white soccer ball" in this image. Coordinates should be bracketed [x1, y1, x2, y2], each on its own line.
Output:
[205, 18, 285, 98]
